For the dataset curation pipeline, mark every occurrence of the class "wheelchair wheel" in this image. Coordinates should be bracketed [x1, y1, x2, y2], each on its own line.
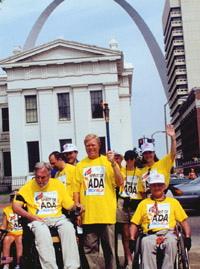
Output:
[175, 226, 190, 269]
[178, 234, 190, 269]
[132, 232, 142, 269]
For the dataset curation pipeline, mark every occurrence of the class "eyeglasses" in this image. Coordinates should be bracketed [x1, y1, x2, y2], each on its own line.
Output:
[124, 155, 135, 161]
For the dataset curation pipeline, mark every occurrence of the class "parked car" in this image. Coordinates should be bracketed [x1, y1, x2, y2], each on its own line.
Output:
[171, 177, 200, 210]
[169, 175, 190, 187]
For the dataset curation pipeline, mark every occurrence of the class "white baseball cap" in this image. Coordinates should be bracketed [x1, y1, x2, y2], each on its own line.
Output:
[149, 172, 165, 184]
[141, 143, 155, 153]
[62, 143, 78, 153]
[112, 149, 124, 160]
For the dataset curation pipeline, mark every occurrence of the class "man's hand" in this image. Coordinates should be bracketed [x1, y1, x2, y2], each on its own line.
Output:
[76, 216, 82, 227]
[129, 239, 136, 253]
[29, 215, 44, 223]
[184, 237, 191, 251]
[106, 151, 115, 164]
[76, 203, 85, 214]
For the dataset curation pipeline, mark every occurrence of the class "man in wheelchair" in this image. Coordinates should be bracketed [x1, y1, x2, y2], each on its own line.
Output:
[13, 162, 85, 269]
[129, 171, 191, 269]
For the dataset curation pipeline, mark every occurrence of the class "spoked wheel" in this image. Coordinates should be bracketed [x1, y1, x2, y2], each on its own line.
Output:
[132, 233, 142, 269]
[178, 234, 190, 269]
[175, 225, 190, 269]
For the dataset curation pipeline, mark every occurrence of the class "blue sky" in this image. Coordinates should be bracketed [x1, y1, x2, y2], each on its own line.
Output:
[0, 0, 170, 157]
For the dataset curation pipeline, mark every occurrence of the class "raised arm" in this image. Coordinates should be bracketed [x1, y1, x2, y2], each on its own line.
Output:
[107, 151, 123, 186]
[166, 124, 176, 160]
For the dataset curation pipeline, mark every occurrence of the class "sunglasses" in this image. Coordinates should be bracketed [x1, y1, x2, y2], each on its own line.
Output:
[124, 155, 135, 161]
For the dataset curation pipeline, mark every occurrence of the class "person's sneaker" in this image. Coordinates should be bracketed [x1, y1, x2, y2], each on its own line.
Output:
[3, 264, 9, 269]
[1, 257, 13, 264]
[14, 265, 20, 269]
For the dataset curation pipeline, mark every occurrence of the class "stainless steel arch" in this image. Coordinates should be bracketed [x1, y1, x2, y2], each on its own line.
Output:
[114, 0, 168, 98]
[23, 0, 65, 51]
[23, 0, 168, 98]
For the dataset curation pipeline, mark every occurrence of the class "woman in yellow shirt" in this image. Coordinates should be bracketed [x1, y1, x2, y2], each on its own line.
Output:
[116, 150, 142, 269]
[139, 124, 176, 196]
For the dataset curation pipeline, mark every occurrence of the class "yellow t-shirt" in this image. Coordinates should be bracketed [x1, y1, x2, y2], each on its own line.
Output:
[72, 155, 117, 224]
[4, 205, 23, 235]
[139, 153, 174, 192]
[14, 178, 74, 218]
[119, 167, 142, 200]
[131, 197, 187, 234]
[55, 163, 75, 198]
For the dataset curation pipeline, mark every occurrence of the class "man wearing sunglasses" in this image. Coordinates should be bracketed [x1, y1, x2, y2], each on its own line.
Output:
[116, 150, 142, 269]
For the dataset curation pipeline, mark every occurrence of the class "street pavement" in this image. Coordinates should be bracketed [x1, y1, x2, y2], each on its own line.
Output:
[0, 198, 199, 268]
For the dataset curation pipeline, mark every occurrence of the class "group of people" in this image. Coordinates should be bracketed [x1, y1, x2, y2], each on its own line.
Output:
[0, 124, 192, 269]
[176, 168, 198, 180]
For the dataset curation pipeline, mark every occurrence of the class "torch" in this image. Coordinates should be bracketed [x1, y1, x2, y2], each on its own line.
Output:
[102, 102, 111, 151]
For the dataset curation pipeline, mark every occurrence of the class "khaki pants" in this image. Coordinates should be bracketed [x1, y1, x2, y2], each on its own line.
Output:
[83, 224, 116, 269]
[141, 229, 177, 269]
[28, 215, 80, 269]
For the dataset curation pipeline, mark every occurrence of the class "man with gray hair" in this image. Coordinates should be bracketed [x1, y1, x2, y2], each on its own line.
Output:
[13, 162, 85, 269]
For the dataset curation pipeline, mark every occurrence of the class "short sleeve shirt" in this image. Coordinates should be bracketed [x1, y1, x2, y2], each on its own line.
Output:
[14, 178, 74, 218]
[119, 167, 142, 200]
[131, 197, 188, 233]
[55, 163, 75, 198]
[139, 153, 174, 192]
[72, 155, 117, 224]
[4, 205, 23, 235]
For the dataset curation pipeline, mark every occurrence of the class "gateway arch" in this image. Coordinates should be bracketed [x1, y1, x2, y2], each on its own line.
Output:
[23, 0, 168, 98]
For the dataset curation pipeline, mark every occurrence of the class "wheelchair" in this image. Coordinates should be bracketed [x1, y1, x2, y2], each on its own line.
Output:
[21, 207, 81, 269]
[0, 229, 17, 269]
[132, 224, 190, 269]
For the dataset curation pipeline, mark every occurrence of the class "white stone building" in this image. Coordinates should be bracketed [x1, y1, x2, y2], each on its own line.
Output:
[0, 39, 133, 177]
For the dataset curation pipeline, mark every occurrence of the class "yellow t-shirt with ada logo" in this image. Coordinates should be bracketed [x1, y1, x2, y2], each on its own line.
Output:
[139, 153, 174, 192]
[119, 167, 142, 200]
[4, 205, 23, 235]
[73, 155, 117, 224]
[14, 178, 74, 218]
[131, 197, 187, 234]
[55, 163, 75, 198]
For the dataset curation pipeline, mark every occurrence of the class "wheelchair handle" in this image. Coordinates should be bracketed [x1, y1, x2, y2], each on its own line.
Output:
[0, 229, 8, 234]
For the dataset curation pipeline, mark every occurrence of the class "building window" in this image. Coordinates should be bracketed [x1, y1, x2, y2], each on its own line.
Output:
[2, 108, 9, 132]
[90, 90, 103, 119]
[3, 152, 11, 176]
[25, 96, 38, 123]
[58, 93, 71, 121]
[99, 137, 106, 155]
[59, 139, 72, 152]
[27, 141, 40, 172]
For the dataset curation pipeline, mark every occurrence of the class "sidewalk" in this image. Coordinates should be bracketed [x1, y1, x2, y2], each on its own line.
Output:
[99, 241, 200, 269]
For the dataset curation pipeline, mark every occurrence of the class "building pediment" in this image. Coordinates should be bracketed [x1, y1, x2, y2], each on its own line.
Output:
[0, 39, 123, 68]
